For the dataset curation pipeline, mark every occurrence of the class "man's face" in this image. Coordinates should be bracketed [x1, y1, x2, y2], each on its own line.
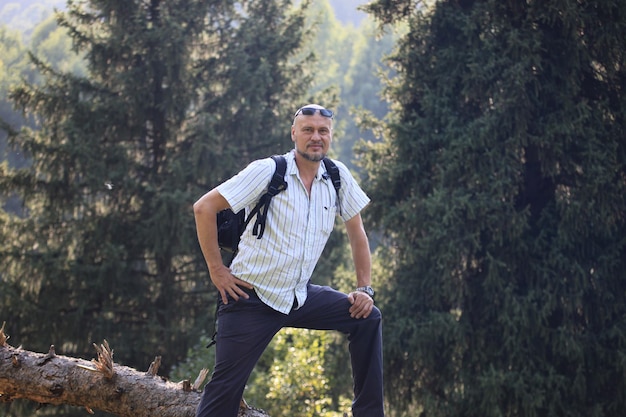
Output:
[291, 111, 332, 162]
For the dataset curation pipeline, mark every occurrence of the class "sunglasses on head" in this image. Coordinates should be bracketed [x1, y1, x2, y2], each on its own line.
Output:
[294, 107, 334, 119]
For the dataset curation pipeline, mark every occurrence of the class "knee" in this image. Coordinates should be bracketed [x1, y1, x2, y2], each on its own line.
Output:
[359, 304, 382, 331]
[369, 304, 382, 322]
[350, 305, 382, 342]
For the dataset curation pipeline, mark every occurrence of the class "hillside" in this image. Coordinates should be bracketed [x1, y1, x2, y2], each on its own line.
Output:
[0, 0, 66, 35]
[1, 0, 370, 36]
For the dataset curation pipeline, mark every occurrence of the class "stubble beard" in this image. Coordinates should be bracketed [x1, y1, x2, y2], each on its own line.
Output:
[296, 148, 325, 162]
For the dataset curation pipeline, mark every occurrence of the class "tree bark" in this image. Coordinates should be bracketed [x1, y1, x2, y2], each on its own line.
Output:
[0, 326, 268, 417]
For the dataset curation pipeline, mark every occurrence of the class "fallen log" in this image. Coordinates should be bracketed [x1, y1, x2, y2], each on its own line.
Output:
[0, 323, 269, 417]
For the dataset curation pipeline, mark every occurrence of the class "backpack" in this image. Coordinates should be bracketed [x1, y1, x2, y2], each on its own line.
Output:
[216, 155, 341, 259]
[217, 155, 288, 255]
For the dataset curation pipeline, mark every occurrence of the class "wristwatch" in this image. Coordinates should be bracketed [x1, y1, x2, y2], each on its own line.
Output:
[355, 286, 375, 298]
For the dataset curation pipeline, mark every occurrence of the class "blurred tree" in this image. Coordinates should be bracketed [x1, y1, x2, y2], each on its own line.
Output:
[0, 1, 65, 36]
[0, 27, 36, 219]
[1, 15, 85, 173]
[0, 27, 31, 167]
[0, 4, 313, 417]
[262, 328, 351, 417]
[1, 0, 215, 376]
[361, 0, 626, 416]
[339, 18, 396, 172]
[304, 0, 397, 173]
[189, 0, 316, 180]
[29, 13, 86, 75]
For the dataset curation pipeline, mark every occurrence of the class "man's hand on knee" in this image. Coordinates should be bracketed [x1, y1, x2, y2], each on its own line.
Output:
[347, 291, 374, 319]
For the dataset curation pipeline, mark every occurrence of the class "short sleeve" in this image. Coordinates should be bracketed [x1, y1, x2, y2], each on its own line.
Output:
[334, 160, 370, 222]
[216, 158, 275, 213]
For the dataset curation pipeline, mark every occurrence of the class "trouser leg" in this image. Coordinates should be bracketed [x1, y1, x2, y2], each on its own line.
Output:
[195, 291, 284, 417]
[287, 284, 385, 417]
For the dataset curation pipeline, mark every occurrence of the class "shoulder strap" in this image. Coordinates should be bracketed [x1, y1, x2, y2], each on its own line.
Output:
[322, 157, 341, 193]
[322, 157, 341, 215]
[248, 155, 288, 239]
[268, 155, 288, 195]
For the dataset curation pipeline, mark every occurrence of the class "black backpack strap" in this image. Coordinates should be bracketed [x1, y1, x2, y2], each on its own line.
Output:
[250, 155, 287, 239]
[322, 157, 341, 215]
[322, 157, 341, 193]
[269, 155, 288, 195]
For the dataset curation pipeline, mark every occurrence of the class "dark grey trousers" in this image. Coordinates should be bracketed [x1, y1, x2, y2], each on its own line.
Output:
[195, 283, 384, 417]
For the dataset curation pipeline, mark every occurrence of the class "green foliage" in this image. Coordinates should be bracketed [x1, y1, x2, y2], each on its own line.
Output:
[247, 328, 352, 417]
[0, 27, 29, 132]
[169, 333, 216, 385]
[0, 28, 27, 88]
[265, 329, 342, 416]
[0, 27, 34, 214]
[1, 15, 85, 195]
[362, 0, 626, 416]
[29, 14, 86, 75]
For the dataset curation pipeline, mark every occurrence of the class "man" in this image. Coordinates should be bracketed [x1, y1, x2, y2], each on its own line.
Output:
[193, 104, 384, 416]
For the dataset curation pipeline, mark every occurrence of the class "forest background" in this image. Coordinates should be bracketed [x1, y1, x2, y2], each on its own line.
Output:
[1, 1, 625, 417]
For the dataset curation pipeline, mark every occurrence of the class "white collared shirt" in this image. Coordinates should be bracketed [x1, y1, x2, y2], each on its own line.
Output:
[216, 150, 370, 313]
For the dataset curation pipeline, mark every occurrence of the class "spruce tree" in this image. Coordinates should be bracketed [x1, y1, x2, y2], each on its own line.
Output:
[0, 0, 313, 384]
[1, 0, 214, 374]
[362, 1, 626, 416]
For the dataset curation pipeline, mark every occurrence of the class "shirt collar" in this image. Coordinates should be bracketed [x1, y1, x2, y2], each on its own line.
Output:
[287, 149, 329, 181]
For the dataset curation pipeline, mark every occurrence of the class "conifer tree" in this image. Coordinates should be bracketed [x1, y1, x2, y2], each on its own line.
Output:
[362, 1, 626, 416]
[1, 0, 214, 375]
[0, 0, 313, 384]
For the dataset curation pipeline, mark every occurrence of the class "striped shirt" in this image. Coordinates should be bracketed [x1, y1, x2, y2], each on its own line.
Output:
[216, 150, 370, 314]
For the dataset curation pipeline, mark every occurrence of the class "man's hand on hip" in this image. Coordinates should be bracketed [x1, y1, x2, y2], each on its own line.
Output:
[210, 263, 253, 304]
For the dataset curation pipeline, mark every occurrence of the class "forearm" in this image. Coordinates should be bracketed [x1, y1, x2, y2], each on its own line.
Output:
[351, 235, 371, 287]
[345, 214, 372, 287]
[345, 213, 375, 318]
[193, 189, 230, 272]
[194, 189, 253, 302]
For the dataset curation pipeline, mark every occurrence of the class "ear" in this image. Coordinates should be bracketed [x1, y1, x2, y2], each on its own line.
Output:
[291, 126, 296, 142]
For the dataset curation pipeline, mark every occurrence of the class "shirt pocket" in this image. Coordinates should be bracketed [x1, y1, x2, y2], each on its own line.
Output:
[313, 180, 338, 236]
[320, 201, 337, 235]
